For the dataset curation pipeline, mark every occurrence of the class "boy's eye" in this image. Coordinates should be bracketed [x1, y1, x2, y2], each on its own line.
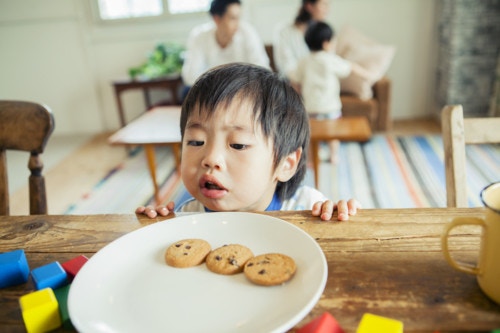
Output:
[230, 143, 248, 150]
[187, 140, 204, 146]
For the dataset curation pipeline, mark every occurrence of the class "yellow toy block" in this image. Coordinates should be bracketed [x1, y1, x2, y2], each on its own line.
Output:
[357, 313, 403, 333]
[19, 288, 61, 333]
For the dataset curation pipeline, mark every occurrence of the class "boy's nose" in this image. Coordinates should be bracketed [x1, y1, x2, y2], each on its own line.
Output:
[201, 145, 224, 170]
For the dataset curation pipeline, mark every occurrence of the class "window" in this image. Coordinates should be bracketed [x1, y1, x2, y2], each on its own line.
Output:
[96, 0, 210, 20]
[168, 0, 211, 14]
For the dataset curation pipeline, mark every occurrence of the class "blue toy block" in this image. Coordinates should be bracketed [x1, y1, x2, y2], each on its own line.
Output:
[31, 262, 68, 290]
[0, 249, 30, 288]
[54, 284, 74, 330]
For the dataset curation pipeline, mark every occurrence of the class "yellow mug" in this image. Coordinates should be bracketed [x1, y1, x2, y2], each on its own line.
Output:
[442, 182, 500, 304]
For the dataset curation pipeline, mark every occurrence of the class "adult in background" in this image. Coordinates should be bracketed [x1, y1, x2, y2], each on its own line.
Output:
[181, 0, 269, 89]
[273, 0, 330, 79]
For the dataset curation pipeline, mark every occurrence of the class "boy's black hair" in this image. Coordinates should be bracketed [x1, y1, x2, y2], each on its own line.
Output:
[209, 0, 241, 17]
[181, 63, 310, 201]
[305, 21, 334, 51]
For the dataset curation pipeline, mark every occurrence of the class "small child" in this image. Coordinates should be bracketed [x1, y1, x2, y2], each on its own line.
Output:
[136, 63, 360, 221]
[289, 21, 368, 163]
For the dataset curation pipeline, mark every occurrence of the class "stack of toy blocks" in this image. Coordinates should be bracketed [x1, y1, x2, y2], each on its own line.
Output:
[296, 312, 404, 333]
[0, 249, 88, 333]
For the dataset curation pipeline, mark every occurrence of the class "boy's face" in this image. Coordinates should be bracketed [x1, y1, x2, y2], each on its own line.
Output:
[180, 98, 292, 212]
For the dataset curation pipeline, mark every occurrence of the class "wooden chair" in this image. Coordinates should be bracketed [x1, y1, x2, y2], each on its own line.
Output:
[0, 101, 55, 215]
[441, 104, 500, 207]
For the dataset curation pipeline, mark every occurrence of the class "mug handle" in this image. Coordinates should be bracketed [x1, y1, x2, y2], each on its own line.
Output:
[441, 217, 486, 275]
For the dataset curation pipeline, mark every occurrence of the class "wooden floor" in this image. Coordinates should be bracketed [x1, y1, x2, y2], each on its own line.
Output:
[9, 118, 441, 215]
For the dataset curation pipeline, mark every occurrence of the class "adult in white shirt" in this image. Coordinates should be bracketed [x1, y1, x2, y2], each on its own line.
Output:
[181, 0, 270, 87]
[273, 0, 330, 79]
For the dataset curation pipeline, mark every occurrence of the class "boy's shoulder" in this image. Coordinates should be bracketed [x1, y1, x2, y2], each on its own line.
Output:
[281, 185, 328, 211]
[176, 198, 205, 212]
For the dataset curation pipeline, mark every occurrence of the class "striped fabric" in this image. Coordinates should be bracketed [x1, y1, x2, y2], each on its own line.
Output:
[64, 135, 499, 214]
[319, 135, 499, 208]
[65, 147, 175, 214]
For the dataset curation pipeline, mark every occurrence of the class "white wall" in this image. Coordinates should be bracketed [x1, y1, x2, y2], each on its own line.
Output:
[0, 0, 438, 136]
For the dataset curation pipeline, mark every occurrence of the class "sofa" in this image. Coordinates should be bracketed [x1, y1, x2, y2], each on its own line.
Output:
[265, 44, 392, 131]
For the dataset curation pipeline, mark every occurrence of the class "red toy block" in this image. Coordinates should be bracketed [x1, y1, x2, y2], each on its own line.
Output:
[296, 312, 345, 333]
[61, 255, 88, 280]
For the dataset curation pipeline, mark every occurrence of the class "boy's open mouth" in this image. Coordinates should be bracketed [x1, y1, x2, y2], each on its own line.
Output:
[205, 181, 223, 190]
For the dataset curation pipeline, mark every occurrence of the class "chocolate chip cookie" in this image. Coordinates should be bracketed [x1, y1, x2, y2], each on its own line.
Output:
[205, 244, 254, 275]
[165, 238, 211, 268]
[244, 253, 296, 286]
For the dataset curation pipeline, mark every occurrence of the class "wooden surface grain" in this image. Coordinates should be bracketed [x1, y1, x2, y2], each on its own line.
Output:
[1, 208, 499, 332]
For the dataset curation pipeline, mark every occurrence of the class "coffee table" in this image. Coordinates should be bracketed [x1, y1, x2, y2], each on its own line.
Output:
[309, 117, 372, 188]
[108, 106, 181, 203]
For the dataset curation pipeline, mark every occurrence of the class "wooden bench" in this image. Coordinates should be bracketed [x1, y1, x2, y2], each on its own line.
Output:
[309, 116, 372, 188]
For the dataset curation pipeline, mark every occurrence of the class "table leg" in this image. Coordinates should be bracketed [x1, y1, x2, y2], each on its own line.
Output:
[143, 88, 152, 110]
[172, 143, 181, 174]
[144, 144, 160, 204]
[310, 140, 320, 189]
[114, 88, 126, 128]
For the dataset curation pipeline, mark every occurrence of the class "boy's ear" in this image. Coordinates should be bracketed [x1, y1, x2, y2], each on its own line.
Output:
[276, 148, 302, 182]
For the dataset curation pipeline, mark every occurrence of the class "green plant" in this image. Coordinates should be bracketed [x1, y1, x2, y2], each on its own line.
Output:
[129, 42, 184, 80]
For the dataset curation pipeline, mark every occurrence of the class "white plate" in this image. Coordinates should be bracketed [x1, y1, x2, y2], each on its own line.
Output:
[68, 212, 327, 333]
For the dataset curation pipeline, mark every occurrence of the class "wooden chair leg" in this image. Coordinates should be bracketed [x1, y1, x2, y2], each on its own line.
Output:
[28, 153, 47, 214]
[0, 150, 9, 215]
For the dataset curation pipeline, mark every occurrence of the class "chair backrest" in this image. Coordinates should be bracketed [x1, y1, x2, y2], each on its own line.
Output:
[0, 101, 55, 215]
[441, 104, 500, 207]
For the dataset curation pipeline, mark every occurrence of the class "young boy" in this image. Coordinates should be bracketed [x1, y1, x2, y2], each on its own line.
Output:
[136, 63, 360, 221]
[289, 21, 369, 163]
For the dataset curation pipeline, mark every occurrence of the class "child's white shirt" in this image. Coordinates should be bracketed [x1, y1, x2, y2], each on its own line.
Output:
[290, 50, 351, 115]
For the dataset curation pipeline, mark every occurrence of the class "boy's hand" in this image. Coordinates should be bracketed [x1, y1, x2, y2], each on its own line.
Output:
[312, 199, 361, 221]
[135, 201, 175, 218]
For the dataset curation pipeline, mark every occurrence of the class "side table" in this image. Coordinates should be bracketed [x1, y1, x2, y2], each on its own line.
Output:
[112, 75, 183, 128]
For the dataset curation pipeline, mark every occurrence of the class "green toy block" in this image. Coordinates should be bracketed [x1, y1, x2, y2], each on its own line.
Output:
[19, 288, 61, 333]
[54, 284, 74, 330]
[357, 313, 403, 333]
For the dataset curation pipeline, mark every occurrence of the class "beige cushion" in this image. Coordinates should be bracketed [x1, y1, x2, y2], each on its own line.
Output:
[336, 25, 395, 100]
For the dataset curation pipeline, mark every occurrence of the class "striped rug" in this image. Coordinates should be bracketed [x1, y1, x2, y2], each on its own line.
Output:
[64, 135, 499, 214]
[319, 135, 499, 208]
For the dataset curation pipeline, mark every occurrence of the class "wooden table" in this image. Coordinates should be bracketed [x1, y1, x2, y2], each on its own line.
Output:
[108, 106, 182, 204]
[1, 208, 499, 332]
[309, 116, 372, 188]
[112, 75, 183, 128]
